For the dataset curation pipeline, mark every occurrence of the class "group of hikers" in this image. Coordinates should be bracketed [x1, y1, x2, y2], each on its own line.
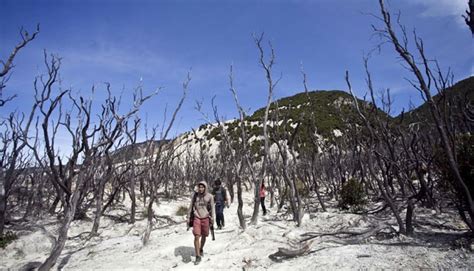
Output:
[187, 179, 267, 265]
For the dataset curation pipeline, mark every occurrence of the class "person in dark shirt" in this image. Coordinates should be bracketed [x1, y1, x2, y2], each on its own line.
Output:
[212, 179, 229, 230]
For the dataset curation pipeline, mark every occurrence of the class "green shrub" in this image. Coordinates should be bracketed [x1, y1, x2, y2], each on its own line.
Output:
[176, 205, 189, 216]
[208, 128, 221, 140]
[250, 140, 263, 157]
[0, 231, 18, 249]
[339, 178, 367, 212]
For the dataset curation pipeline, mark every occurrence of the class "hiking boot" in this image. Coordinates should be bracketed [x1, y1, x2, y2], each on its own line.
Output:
[218, 225, 222, 230]
[194, 256, 201, 265]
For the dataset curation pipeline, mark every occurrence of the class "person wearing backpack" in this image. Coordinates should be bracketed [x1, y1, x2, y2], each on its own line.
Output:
[212, 179, 229, 230]
[187, 181, 215, 265]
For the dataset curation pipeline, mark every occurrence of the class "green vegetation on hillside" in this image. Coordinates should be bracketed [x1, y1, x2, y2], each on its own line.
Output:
[398, 76, 474, 133]
[194, 89, 396, 159]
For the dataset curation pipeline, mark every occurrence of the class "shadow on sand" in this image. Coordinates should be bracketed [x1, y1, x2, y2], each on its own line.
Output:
[174, 246, 195, 263]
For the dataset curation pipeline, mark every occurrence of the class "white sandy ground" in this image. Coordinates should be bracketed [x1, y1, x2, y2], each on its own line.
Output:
[1, 188, 473, 270]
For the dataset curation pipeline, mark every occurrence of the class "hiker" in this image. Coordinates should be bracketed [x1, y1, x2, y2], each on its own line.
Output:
[260, 182, 267, 215]
[212, 179, 229, 230]
[187, 181, 215, 265]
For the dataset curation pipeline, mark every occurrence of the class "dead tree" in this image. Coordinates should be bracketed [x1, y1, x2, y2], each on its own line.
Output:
[346, 56, 446, 235]
[376, 0, 474, 231]
[142, 73, 188, 246]
[90, 83, 154, 236]
[124, 118, 141, 224]
[19, 52, 155, 269]
[249, 33, 280, 225]
[29, 55, 93, 271]
[346, 69, 410, 234]
[464, 0, 474, 35]
[190, 127, 215, 186]
[1, 25, 40, 106]
[268, 108, 304, 226]
[298, 68, 327, 212]
[0, 109, 36, 235]
[226, 65, 261, 228]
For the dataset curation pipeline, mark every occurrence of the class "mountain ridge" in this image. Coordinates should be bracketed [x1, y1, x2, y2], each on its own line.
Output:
[115, 76, 473, 161]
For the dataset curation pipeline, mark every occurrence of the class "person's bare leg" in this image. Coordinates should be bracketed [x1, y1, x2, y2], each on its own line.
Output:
[194, 235, 201, 256]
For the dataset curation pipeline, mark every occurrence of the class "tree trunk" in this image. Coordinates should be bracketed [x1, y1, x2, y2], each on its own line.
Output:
[277, 185, 287, 212]
[0, 192, 6, 235]
[33, 179, 45, 218]
[311, 166, 326, 212]
[130, 178, 136, 224]
[142, 195, 155, 246]
[22, 177, 35, 220]
[405, 198, 415, 236]
[39, 206, 74, 270]
[91, 181, 105, 236]
[295, 186, 303, 227]
[281, 154, 300, 225]
[49, 196, 60, 214]
[250, 181, 261, 224]
[39, 187, 81, 271]
[270, 177, 276, 208]
[228, 180, 235, 204]
[236, 176, 246, 230]
[367, 158, 406, 234]
[287, 180, 299, 224]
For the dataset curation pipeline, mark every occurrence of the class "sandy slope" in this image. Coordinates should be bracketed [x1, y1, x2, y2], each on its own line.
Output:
[1, 188, 473, 270]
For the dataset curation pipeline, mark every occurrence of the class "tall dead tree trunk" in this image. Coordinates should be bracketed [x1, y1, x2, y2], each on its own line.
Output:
[39, 180, 83, 271]
[210, 84, 247, 230]
[249, 33, 279, 225]
[125, 118, 141, 224]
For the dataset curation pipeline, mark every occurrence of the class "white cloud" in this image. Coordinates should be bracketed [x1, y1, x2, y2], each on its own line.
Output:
[407, 0, 468, 24]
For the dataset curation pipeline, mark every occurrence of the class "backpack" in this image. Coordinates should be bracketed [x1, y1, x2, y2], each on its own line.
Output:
[189, 192, 213, 227]
[189, 192, 198, 227]
[213, 187, 226, 205]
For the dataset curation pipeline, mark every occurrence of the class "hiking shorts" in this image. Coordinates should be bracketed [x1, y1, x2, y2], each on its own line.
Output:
[192, 217, 210, 237]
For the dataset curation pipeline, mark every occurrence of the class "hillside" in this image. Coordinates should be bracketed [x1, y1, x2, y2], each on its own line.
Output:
[113, 77, 473, 162]
[187, 89, 391, 160]
[249, 90, 364, 137]
[112, 140, 170, 164]
[398, 76, 474, 132]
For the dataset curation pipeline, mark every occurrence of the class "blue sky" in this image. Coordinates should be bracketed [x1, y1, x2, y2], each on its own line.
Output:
[1, 0, 473, 143]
